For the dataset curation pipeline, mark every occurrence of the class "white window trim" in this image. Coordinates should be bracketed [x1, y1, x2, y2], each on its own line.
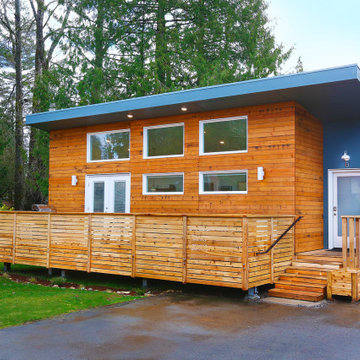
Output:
[199, 116, 248, 156]
[143, 172, 184, 195]
[87, 129, 130, 163]
[143, 122, 184, 159]
[199, 170, 248, 194]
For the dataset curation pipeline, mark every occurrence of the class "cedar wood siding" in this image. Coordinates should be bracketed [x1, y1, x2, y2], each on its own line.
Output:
[48, 101, 323, 251]
[295, 107, 324, 252]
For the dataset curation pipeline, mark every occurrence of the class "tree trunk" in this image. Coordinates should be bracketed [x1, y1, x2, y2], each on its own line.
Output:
[28, 0, 48, 206]
[14, 0, 25, 210]
[155, 0, 167, 93]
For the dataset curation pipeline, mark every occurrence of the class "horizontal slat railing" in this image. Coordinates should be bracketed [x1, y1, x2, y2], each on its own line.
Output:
[341, 216, 360, 269]
[0, 212, 295, 290]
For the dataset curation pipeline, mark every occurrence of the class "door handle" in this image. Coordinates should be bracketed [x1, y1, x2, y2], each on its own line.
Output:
[333, 206, 337, 216]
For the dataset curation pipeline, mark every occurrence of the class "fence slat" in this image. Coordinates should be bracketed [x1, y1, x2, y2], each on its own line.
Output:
[87, 214, 92, 273]
[131, 215, 136, 278]
[47, 214, 51, 268]
[242, 217, 248, 290]
[12, 213, 16, 264]
[182, 215, 188, 283]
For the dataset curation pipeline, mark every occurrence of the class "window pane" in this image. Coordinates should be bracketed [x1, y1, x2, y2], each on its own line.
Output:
[93, 182, 105, 212]
[114, 181, 126, 213]
[337, 176, 360, 236]
[203, 173, 246, 192]
[147, 125, 183, 157]
[203, 119, 246, 153]
[146, 175, 183, 193]
[90, 131, 129, 161]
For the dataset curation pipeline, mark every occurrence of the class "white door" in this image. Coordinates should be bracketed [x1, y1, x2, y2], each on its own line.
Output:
[85, 174, 130, 213]
[329, 170, 360, 248]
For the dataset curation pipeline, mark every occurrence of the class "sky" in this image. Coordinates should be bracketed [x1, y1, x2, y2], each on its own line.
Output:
[266, 0, 360, 73]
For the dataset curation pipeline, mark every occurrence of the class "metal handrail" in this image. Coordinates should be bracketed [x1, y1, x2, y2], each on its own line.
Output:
[256, 216, 303, 255]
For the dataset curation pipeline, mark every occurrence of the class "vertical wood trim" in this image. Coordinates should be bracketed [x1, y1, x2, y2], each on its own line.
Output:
[292, 216, 296, 257]
[87, 214, 92, 273]
[349, 217, 355, 269]
[47, 214, 51, 268]
[270, 218, 274, 284]
[327, 271, 333, 300]
[242, 217, 248, 290]
[12, 213, 17, 264]
[131, 215, 137, 278]
[342, 217, 348, 268]
[357, 219, 360, 269]
[182, 215, 188, 283]
[351, 272, 357, 301]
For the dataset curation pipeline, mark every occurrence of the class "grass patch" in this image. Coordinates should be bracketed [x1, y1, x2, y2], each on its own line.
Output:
[0, 275, 140, 329]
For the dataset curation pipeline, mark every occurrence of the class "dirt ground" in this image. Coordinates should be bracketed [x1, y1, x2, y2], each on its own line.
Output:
[0, 294, 359, 360]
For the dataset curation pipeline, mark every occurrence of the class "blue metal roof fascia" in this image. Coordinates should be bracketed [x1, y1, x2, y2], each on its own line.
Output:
[26, 64, 360, 126]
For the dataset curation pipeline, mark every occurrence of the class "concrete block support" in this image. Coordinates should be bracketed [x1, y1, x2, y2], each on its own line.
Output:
[61, 270, 66, 279]
[142, 279, 148, 290]
[248, 287, 260, 300]
[3, 262, 11, 272]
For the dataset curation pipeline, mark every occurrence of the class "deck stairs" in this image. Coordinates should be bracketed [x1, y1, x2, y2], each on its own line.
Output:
[268, 252, 343, 302]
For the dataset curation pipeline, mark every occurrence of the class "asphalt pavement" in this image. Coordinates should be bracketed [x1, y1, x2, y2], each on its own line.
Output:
[0, 294, 359, 360]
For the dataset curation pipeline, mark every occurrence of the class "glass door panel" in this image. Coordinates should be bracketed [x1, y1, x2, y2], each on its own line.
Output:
[332, 171, 360, 248]
[114, 181, 126, 213]
[93, 181, 105, 212]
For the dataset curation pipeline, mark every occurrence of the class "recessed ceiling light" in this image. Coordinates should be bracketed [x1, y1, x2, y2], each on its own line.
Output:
[127, 113, 133, 119]
[181, 106, 188, 112]
[219, 141, 225, 144]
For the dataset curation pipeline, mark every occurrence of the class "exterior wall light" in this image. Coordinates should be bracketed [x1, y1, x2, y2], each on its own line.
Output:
[71, 175, 78, 186]
[341, 151, 350, 167]
[181, 106, 188, 112]
[257, 167, 265, 181]
[127, 113, 133, 119]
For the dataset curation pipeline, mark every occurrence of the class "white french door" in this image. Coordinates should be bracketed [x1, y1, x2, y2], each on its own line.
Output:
[85, 174, 130, 213]
[329, 170, 360, 248]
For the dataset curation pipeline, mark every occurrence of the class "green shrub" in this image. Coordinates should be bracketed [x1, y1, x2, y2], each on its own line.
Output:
[0, 204, 13, 211]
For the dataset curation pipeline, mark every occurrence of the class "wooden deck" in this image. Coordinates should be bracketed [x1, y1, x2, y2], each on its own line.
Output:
[0, 212, 295, 290]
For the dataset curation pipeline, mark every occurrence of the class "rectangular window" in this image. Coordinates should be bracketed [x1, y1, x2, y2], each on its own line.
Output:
[200, 116, 247, 155]
[200, 171, 247, 194]
[87, 129, 130, 162]
[143, 173, 184, 195]
[144, 123, 184, 158]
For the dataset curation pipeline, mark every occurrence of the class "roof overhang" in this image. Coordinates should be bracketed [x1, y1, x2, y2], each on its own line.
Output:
[26, 64, 360, 131]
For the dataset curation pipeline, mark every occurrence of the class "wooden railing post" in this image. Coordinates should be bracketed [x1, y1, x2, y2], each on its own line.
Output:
[12, 213, 17, 264]
[349, 217, 355, 269]
[182, 215, 188, 284]
[87, 214, 92, 273]
[47, 213, 52, 268]
[270, 218, 274, 283]
[342, 217, 348, 268]
[357, 218, 360, 269]
[242, 217, 248, 290]
[131, 215, 137, 278]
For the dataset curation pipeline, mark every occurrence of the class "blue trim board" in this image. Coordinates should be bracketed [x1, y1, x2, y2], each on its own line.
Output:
[26, 64, 360, 131]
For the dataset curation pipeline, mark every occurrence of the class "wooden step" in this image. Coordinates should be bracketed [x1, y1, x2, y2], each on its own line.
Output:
[296, 254, 343, 264]
[286, 267, 329, 278]
[268, 288, 325, 302]
[275, 280, 326, 294]
[279, 273, 327, 285]
[291, 260, 340, 270]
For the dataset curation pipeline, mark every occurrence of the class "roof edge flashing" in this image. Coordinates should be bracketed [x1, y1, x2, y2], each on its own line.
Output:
[26, 63, 360, 127]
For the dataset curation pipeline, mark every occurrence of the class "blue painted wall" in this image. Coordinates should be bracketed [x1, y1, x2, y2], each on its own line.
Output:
[323, 120, 360, 247]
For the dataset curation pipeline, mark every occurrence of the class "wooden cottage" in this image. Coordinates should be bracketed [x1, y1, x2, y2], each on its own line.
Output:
[2, 64, 360, 301]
